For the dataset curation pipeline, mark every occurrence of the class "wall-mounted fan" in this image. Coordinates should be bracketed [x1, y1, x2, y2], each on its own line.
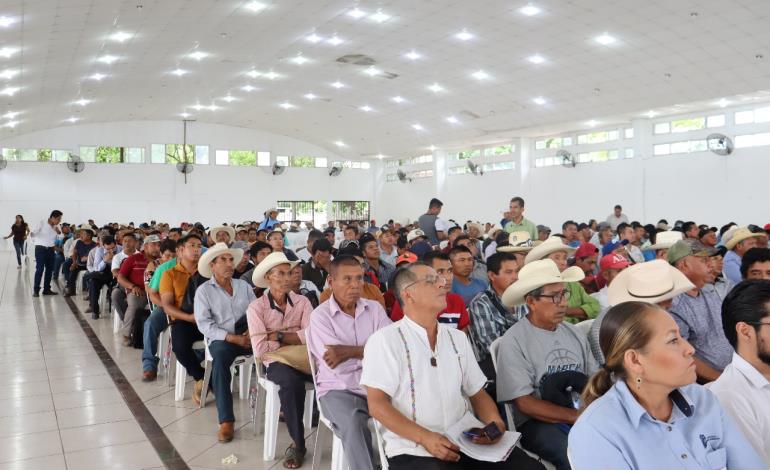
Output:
[397, 169, 412, 183]
[67, 154, 85, 173]
[557, 149, 576, 168]
[176, 162, 194, 183]
[272, 161, 286, 175]
[329, 162, 343, 177]
[706, 133, 734, 156]
[467, 160, 484, 176]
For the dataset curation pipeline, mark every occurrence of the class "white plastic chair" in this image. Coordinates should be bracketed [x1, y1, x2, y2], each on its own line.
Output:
[112, 306, 123, 334]
[307, 341, 348, 470]
[174, 340, 206, 401]
[574, 318, 595, 338]
[249, 356, 315, 461]
[489, 337, 556, 470]
[74, 270, 87, 295]
[198, 342, 253, 408]
[372, 420, 389, 470]
[98, 286, 109, 314]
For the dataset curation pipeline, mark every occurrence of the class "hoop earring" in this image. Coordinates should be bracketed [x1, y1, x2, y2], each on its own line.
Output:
[636, 376, 643, 390]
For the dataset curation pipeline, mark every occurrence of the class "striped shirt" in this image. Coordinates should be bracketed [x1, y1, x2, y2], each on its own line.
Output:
[467, 289, 527, 361]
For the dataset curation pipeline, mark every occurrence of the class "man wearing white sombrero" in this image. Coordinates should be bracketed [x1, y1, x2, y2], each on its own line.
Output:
[641, 230, 682, 261]
[247, 252, 313, 468]
[722, 227, 763, 284]
[496, 259, 598, 470]
[193, 242, 256, 443]
[208, 225, 235, 247]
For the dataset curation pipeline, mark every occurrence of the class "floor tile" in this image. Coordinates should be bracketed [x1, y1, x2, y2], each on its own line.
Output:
[0, 410, 58, 438]
[56, 401, 133, 429]
[64, 440, 162, 470]
[163, 430, 220, 461]
[0, 378, 51, 400]
[0, 429, 62, 463]
[53, 387, 123, 410]
[0, 394, 54, 418]
[60, 419, 146, 452]
[0, 453, 66, 470]
[48, 373, 114, 393]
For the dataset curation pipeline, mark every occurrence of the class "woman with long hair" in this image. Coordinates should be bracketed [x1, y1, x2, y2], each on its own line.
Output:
[568, 301, 762, 469]
[4, 214, 29, 268]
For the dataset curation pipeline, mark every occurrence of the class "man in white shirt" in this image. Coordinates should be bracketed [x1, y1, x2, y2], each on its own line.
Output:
[709, 280, 770, 467]
[30, 209, 63, 297]
[361, 262, 543, 470]
[604, 204, 628, 231]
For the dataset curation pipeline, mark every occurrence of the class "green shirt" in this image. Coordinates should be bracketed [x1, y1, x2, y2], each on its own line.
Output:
[149, 258, 177, 291]
[566, 281, 600, 324]
[504, 217, 538, 240]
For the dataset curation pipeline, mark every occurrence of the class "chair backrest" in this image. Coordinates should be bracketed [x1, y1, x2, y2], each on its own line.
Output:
[488, 337, 516, 431]
[574, 318, 595, 337]
[489, 337, 503, 373]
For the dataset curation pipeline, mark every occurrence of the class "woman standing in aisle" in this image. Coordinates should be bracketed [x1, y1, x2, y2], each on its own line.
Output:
[4, 214, 29, 269]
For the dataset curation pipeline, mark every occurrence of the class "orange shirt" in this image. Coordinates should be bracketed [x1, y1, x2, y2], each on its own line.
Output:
[159, 262, 196, 308]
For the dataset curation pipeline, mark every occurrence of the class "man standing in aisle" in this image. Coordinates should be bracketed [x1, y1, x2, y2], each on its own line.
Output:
[504, 197, 537, 240]
[418, 198, 446, 246]
[30, 209, 63, 297]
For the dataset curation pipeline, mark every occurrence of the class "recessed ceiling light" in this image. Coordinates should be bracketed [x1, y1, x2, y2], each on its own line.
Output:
[391, 96, 406, 103]
[88, 72, 107, 80]
[0, 16, 15, 28]
[0, 69, 18, 79]
[428, 145, 437, 151]
[0, 86, 19, 96]
[306, 33, 323, 43]
[519, 3, 541, 16]
[527, 54, 546, 64]
[376, 154, 384, 159]
[246, 70, 260, 78]
[242, 84, 256, 92]
[290, 54, 309, 65]
[594, 33, 616, 45]
[716, 98, 729, 108]
[304, 93, 317, 100]
[363, 67, 381, 76]
[359, 105, 373, 112]
[97, 55, 118, 64]
[586, 119, 598, 127]
[455, 29, 474, 41]
[3, 111, 19, 119]
[192, 104, 205, 111]
[445, 116, 459, 124]
[335, 140, 347, 147]
[65, 116, 80, 123]
[279, 102, 295, 110]
[532, 96, 547, 105]
[471, 70, 490, 80]
[0, 47, 17, 58]
[109, 31, 132, 42]
[327, 35, 344, 46]
[412, 123, 424, 131]
[263, 71, 279, 80]
[245, 1, 266, 12]
[170, 68, 188, 76]
[370, 9, 390, 23]
[208, 104, 220, 111]
[5, 120, 18, 128]
[347, 8, 366, 19]
[222, 95, 236, 102]
[180, 112, 191, 118]
[428, 83, 444, 93]
[188, 51, 208, 61]
[74, 98, 91, 106]
[405, 50, 421, 60]
[330, 81, 345, 89]
[645, 110, 658, 118]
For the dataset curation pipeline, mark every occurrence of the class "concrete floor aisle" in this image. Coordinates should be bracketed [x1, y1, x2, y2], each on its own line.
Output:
[0, 251, 332, 470]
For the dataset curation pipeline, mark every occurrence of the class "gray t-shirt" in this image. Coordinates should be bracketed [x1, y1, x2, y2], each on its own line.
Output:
[418, 213, 440, 245]
[496, 316, 599, 425]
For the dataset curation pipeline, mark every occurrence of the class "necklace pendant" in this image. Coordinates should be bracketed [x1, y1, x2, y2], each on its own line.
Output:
[430, 357, 437, 367]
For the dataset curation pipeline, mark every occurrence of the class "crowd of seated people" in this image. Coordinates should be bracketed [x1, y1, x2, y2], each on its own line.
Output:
[25, 199, 770, 469]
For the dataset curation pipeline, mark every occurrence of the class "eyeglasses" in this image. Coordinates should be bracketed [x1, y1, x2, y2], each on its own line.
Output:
[404, 274, 447, 290]
[536, 290, 571, 304]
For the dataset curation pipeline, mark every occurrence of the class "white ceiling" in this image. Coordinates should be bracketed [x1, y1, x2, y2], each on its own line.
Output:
[2, 0, 770, 158]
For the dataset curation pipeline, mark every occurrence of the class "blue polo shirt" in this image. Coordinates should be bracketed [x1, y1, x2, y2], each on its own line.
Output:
[569, 380, 762, 469]
[451, 277, 487, 305]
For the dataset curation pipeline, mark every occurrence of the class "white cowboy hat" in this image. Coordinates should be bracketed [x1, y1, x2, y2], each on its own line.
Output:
[197, 242, 244, 278]
[407, 229, 427, 243]
[724, 227, 763, 250]
[265, 207, 279, 216]
[524, 236, 576, 265]
[466, 222, 484, 235]
[252, 252, 300, 288]
[501, 259, 584, 307]
[77, 223, 95, 235]
[608, 259, 694, 306]
[497, 231, 534, 253]
[643, 230, 683, 251]
[484, 223, 505, 240]
[209, 225, 235, 242]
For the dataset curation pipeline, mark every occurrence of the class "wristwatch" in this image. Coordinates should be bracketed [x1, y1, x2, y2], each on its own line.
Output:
[276, 332, 284, 343]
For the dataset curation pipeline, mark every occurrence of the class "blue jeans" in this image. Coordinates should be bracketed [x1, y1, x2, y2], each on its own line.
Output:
[33, 245, 56, 293]
[519, 419, 571, 470]
[208, 340, 252, 423]
[53, 252, 65, 279]
[12, 240, 24, 266]
[62, 258, 73, 282]
[141, 306, 169, 372]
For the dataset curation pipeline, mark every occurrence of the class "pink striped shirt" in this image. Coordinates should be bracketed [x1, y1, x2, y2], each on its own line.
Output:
[247, 291, 312, 366]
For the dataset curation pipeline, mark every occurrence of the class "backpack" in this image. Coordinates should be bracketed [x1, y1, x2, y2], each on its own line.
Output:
[180, 272, 209, 314]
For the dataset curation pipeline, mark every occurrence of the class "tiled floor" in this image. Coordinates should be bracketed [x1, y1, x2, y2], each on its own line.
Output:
[0, 252, 337, 470]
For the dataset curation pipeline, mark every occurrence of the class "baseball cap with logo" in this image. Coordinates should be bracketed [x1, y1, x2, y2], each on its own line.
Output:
[406, 229, 427, 243]
[602, 239, 628, 256]
[600, 253, 630, 273]
[396, 252, 418, 266]
[574, 243, 599, 259]
[667, 240, 710, 265]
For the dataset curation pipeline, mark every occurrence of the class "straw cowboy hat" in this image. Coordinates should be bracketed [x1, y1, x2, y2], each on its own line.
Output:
[497, 231, 534, 253]
[608, 259, 694, 306]
[501, 259, 584, 307]
[643, 230, 683, 251]
[252, 252, 300, 288]
[209, 225, 235, 242]
[198, 242, 244, 278]
[466, 222, 484, 235]
[485, 223, 505, 240]
[723, 227, 763, 250]
[524, 236, 576, 265]
[77, 223, 95, 236]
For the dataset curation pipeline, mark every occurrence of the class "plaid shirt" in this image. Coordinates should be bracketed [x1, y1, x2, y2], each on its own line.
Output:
[468, 289, 527, 361]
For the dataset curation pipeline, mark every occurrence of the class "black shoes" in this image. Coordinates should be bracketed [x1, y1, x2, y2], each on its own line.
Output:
[42, 290, 58, 296]
[32, 292, 40, 298]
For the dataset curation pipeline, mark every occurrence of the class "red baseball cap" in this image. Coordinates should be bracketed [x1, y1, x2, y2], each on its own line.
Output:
[396, 252, 418, 266]
[764, 223, 770, 232]
[574, 243, 599, 259]
[600, 253, 630, 273]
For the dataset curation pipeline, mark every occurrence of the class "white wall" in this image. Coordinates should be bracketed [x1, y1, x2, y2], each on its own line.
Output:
[0, 121, 375, 228]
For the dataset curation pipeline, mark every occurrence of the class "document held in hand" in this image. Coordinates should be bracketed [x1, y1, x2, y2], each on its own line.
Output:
[444, 412, 522, 462]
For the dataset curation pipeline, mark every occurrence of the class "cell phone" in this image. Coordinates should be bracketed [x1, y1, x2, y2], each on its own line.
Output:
[482, 422, 503, 440]
[462, 427, 485, 439]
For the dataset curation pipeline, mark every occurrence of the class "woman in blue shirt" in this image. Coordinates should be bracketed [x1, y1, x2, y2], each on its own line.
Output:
[569, 301, 762, 469]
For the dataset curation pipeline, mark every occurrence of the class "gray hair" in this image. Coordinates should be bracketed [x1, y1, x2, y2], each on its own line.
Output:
[393, 262, 429, 308]
[525, 286, 545, 300]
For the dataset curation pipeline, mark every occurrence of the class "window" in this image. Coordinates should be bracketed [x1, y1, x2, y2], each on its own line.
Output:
[484, 144, 514, 156]
[275, 155, 289, 166]
[195, 146, 209, 164]
[315, 157, 328, 168]
[653, 139, 707, 156]
[671, 117, 705, 133]
[735, 132, 770, 148]
[448, 165, 471, 175]
[385, 173, 398, 182]
[230, 150, 257, 166]
[339, 160, 371, 169]
[576, 150, 618, 163]
[277, 201, 315, 223]
[79, 146, 144, 164]
[456, 149, 481, 160]
[125, 147, 145, 163]
[53, 150, 71, 162]
[257, 151, 270, 166]
[624, 128, 634, 139]
[290, 156, 315, 168]
[151, 144, 207, 164]
[215, 150, 228, 165]
[481, 161, 515, 172]
[706, 114, 725, 128]
[576, 130, 619, 145]
[331, 201, 370, 224]
[735, 106, 770, 125]
[408, 169, 433, 179]
[624, 148, 634, 159]
[536, 137, 571, 150]
[405, 154, 433, 165]
[654, 122, 670, 134]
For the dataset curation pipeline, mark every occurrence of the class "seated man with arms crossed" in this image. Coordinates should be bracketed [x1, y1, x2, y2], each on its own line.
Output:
[307, 255, 391, 470]
[361, 262, 543, 470]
